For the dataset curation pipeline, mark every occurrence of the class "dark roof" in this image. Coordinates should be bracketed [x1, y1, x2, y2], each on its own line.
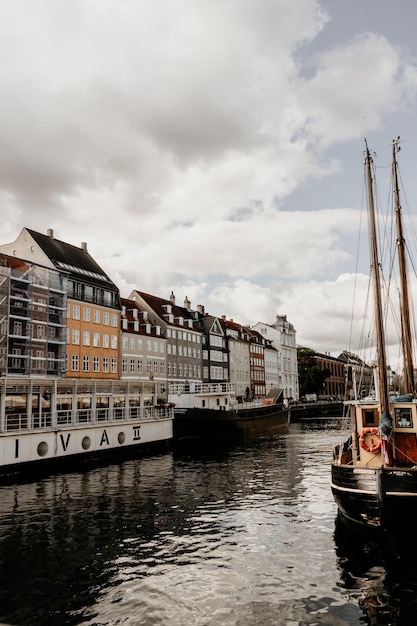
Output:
[121, 297, 164, 338]
[134, 291, 199, 330]
[27, 228, 117, 289]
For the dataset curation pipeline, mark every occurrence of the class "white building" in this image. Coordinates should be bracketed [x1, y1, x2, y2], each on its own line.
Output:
[252, 315, 299, 400]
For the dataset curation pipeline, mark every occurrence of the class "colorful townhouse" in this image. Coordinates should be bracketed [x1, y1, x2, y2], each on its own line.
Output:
[220, 317, 251, 401]
[128, 290, 203, 389]
[120, 297, 167, 404]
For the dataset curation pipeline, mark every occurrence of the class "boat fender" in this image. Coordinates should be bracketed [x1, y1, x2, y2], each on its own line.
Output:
[359, 427, 382, 453]
[379, 411, 393, 435]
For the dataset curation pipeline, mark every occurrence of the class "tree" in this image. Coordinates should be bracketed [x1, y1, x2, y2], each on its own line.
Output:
[297, 346, 331, 397]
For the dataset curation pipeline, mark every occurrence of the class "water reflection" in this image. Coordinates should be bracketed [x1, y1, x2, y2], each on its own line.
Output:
[334, 512, 417, 625]
[3, 423, 413, 625]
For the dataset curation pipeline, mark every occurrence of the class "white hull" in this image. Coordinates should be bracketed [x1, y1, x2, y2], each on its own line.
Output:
[0, 419, 172, 467]
[0, 377, 174, 480]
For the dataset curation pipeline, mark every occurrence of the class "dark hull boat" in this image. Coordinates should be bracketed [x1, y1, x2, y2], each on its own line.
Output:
[331, 138, 417, 533]
[174, 402, 289, 441]
[331, 400, 417, 531]
[170, 383, 289, 441]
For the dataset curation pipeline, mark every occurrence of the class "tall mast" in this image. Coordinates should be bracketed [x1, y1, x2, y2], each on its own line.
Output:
[392, 137, 415, 395]
[365, 139, 390, 414]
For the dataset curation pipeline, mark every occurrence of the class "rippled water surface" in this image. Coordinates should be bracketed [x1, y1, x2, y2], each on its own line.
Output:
[1, 422, 417, 625]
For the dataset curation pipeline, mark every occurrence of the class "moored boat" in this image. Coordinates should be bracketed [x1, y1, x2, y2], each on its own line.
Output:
[169, 382, 289, 441]
[331, 138, 417, 532]
[0, 377, 173, 482]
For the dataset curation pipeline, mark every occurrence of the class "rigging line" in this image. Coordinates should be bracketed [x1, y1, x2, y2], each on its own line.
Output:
[348, 163, 367, 354]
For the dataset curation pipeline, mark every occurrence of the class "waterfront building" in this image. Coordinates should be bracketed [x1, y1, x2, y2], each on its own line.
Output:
[0, 228, 121, 380]
[179, 298, 229, 384]
[245, 327, 267, 399]
[263, 343, 280, 394]
[128, 290, 203, 387]
[120, 298, 167, 403]
[252, 316, 298, 400]
[314, 352, 345, 399]
[0, 253, 67, 377]
[220, 318, 251, 401]
[337, 350, 374, 400]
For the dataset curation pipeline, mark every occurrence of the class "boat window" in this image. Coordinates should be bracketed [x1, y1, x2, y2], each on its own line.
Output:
[395, 407, 413, 428]
[363, 409, 377, 426]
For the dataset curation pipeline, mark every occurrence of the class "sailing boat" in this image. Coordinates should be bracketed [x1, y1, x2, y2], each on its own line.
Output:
[331, 138, 417, 532]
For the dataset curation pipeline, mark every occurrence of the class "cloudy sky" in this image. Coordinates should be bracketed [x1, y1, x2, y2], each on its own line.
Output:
[2, 0, 417, 366]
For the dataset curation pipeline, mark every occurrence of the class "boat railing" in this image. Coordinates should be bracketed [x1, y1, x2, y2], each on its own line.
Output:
[2, 405, 173, 433]
[232, 398, 264, 411]
[169, 382, 234, 396]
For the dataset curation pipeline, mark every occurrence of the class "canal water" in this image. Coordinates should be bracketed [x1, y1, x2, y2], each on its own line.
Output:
[0, 421, 416, 625]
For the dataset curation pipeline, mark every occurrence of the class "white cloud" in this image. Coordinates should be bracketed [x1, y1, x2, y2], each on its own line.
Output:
[1, 0, 417, 359]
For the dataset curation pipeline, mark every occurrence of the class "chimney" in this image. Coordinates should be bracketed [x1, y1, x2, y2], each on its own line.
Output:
[81, 242, 88, 251]
[197, 304, 205, 314]
[184, 296, 191, 310]
[170, 291, 175, 305]
[47, 229, 54, 239]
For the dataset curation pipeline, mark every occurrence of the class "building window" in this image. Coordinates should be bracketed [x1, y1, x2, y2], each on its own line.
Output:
[83, 331, 90, 346]
[130, 359, 135, 373]
[72, 354, 79, 371]
[94, 310, 100, 323]
[103, 312, 110, 325]
[12, 321, 22, 336]
[103, 334, 109, 348]
[93, 332, 100, 347]
[72, 329, 80, 345]
[93, 356, 100, 373]
[111, 358, 117, 373]
[122, 359, 128, 373]
[103, 357, 109, 373]
[111, 314, 118, 327]
[137, 359, 143, 373]
[73, 305, 80, 320]
[83, 307, 91, 322]
[83, 355, 90, 372]
[111, 335, 117, 349]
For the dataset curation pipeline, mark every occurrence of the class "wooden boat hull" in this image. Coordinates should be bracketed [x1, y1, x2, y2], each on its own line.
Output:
[174, 404, 290, 441]
[331, 462, 417, 531]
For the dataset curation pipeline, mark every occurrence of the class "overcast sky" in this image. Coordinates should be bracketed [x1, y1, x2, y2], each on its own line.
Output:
[2, 0, 417, 367]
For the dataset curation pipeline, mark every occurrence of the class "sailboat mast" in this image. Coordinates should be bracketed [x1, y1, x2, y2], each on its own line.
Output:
[392, 137, 415, 395]
[365, 140, 390, 414]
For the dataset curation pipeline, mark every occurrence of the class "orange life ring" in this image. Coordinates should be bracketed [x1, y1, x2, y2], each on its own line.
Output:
[359, 427, 382, 453]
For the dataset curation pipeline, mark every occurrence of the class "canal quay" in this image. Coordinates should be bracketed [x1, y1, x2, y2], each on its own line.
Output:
[0, 421, 415, 626]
